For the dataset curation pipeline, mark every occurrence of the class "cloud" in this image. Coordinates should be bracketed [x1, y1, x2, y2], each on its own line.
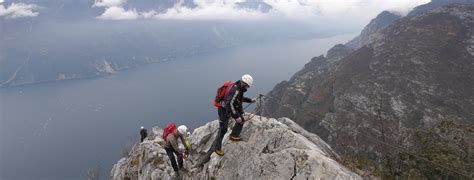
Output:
[264, 0, 430, 23]
[97, 6, 138, 20]
[141, 10, 157, 19]
[153, 1, 269, 20]
[94, 0, 140, 20]
[0, 3, 39, 19]
[95, 0, 269, 20]
[94, 0, 431, 22]
[93, 0, 125, 7]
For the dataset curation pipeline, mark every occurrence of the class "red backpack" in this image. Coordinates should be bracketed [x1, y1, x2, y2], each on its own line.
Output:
[213, 81, 233, 107]
[162, 122, 177, 140]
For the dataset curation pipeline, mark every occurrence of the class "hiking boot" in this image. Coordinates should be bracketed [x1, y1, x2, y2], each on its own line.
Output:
[229, 135, 241, 141]
[214, 149, 225, 156]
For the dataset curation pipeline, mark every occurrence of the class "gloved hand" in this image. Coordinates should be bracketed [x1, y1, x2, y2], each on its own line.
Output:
[182, 153, 188, 160]
[251, 98, 257, 103]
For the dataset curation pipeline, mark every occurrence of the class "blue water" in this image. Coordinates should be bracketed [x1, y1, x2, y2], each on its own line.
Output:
[0, 34, 354, 180]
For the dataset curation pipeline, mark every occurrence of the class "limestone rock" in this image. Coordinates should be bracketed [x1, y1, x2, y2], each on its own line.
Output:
[110, 116, 361, 179]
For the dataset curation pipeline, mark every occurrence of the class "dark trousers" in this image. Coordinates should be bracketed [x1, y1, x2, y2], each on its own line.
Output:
[230, 120, 244, 137]
[213, 107, 229, 150]
[165, 147, 183, 172]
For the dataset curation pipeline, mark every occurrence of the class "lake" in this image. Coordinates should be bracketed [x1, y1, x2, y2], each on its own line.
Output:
[0, 34, 354, 180]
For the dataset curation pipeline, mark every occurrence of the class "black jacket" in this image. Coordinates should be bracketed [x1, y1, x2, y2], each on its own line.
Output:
[140, 129, 148, 138]
[224, 80, 252, 119]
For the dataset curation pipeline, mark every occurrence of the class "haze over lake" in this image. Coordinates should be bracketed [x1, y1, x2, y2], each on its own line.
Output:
[0, 34, 354, 180]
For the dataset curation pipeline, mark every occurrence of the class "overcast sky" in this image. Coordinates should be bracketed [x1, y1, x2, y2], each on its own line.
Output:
[94, 0, 430, 22]
[1, 0, 431, 25]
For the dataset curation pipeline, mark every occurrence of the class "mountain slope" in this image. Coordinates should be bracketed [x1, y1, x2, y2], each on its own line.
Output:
[408, 0, 474, 16]
[111, 116, 360, 179]
[345, 11, 402, 49]
[264, 4, 474, 177]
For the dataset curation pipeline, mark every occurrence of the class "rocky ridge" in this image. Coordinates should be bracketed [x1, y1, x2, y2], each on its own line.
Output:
[345, 11, 402, 50]
[110, 115, 361, 179]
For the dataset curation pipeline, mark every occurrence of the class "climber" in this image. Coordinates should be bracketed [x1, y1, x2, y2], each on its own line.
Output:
[213, 74, 255, 156]
[140, 126, 148, 142]
[163, 123, 190, 177]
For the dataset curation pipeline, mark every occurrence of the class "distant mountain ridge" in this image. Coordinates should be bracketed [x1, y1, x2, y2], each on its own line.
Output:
[408, 0, 474, 16]
[345, 10, 402, 49]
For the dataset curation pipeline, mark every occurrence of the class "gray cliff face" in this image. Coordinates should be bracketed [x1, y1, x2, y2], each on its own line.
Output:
[110, 116, 361, 179]
[264, 4, 474, 162]
[326, 44, 354, 62]
[345, 11, 402, 49]
[408, 0, 474, 16]
[345, 0, 474, 50]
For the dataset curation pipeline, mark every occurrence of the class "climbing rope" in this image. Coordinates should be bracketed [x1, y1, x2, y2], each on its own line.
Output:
[243, 94, 265, 121]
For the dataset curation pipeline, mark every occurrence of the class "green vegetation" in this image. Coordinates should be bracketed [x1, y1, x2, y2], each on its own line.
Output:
[344, 118, 473, 179]
[401, 118, 473, 179]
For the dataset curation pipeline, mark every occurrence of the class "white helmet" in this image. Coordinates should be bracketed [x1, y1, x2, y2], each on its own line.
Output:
[177, 125, 188, 136]
[140, 126, 144, 129]
[241, 74, 253, 87]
